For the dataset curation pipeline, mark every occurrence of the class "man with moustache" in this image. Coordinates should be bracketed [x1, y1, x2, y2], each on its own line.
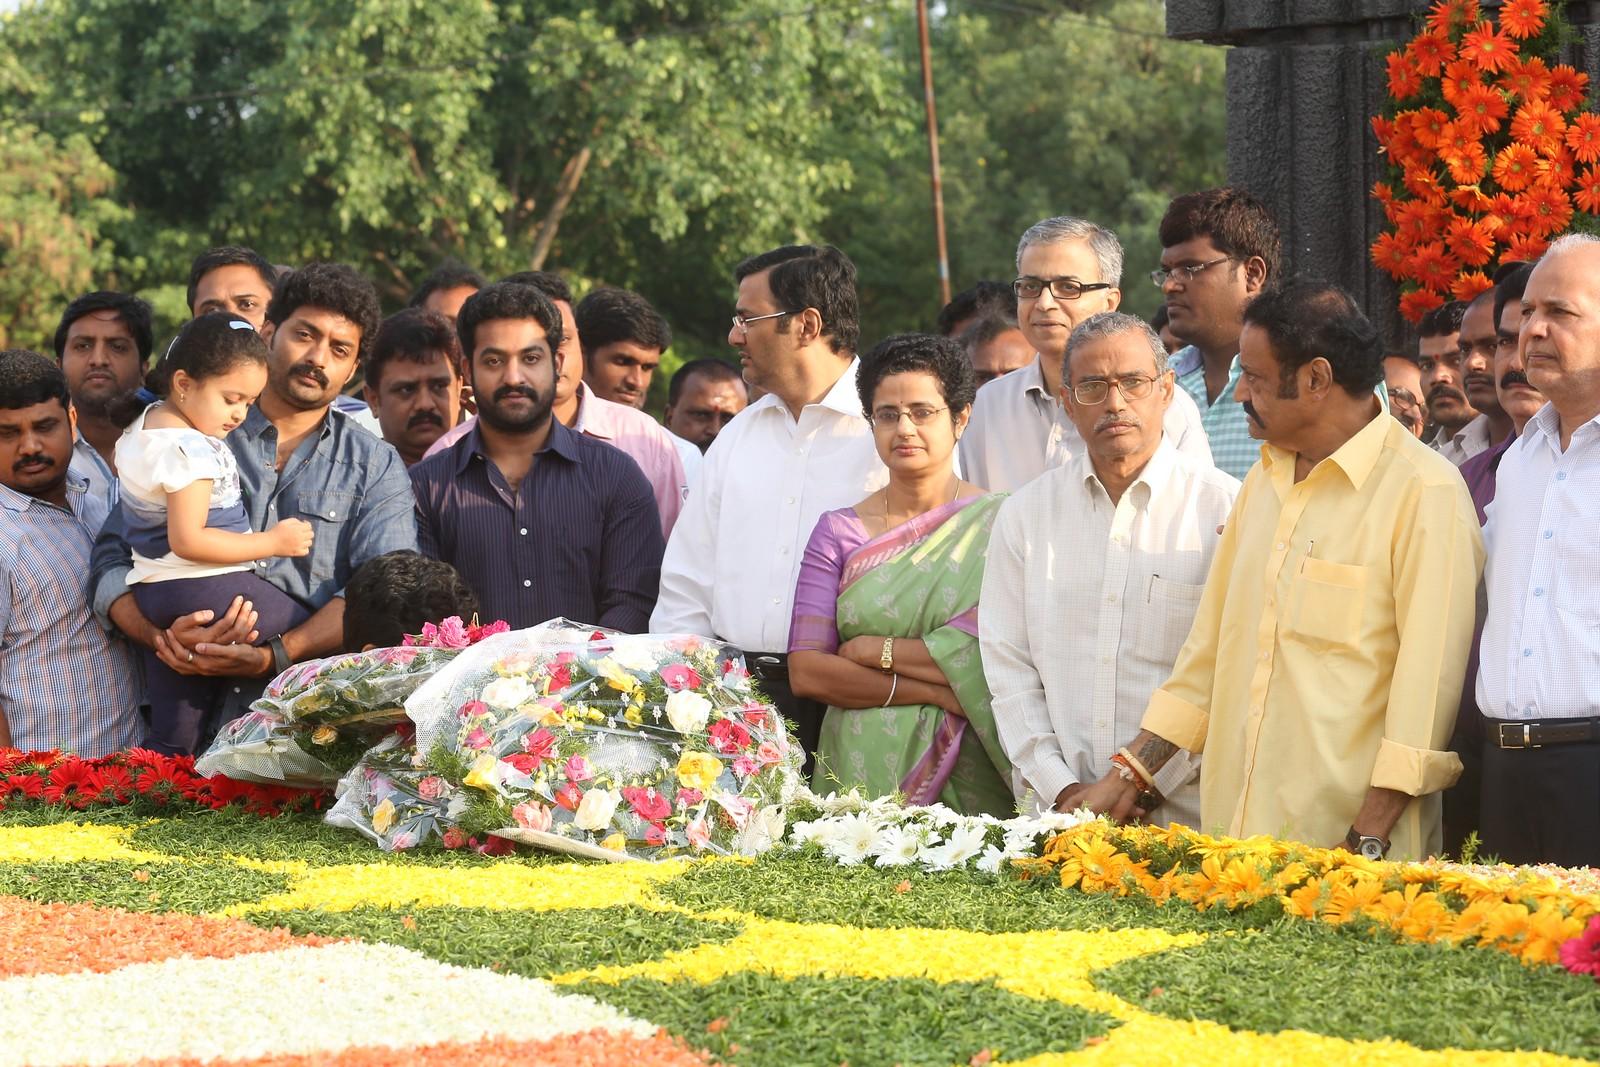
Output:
[425, 271, 686, 537]
[1476, 234, 1600, 867]
[1068, 282, 1483, 861]
[982, 313, 1238, 825]
[1450, 289, 1514, 466]
[52, 291, 156, 520]
[89, 263, 418, 742]
[1384, 354, 1427, 439]
[1417, 301, 1486, 463]
[188, 246, 278, 330]
[364, 308, 463, 467]
[663, 359, 748, 452]
[410, 283, 663, 631]
[959, 216, 1209, 492]
[0, 350, 142, 756]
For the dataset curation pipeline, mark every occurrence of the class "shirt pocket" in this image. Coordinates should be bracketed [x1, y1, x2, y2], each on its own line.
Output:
[1285, 557, 1367, 652]
[1137, 574, 1206, 664]
[295, 490, 356, 585]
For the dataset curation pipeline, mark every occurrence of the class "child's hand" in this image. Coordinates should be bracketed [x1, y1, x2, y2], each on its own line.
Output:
[269, 518, 315, 557]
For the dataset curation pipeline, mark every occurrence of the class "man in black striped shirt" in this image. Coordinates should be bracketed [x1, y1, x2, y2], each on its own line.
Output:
[409, 283, 663, 632]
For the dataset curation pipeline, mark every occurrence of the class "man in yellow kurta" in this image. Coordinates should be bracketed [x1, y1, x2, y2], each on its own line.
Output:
[1072, 281, 1484, 861]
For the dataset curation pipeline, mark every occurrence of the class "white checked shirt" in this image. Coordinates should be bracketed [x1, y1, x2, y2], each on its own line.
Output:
[958, 354, 1213, 491]
[1432, 413, 1493, 466]
[979, 439, 1240, 826]
[1478, 404, 1600, 720]
[651, 359, 887, 654]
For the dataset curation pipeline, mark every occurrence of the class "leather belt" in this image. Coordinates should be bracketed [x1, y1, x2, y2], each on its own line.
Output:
[747, 653, 789, 681]
[1487, 717, 1600, 749]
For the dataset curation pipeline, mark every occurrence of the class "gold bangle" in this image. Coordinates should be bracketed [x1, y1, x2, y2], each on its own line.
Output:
[880, 636, 895, 672]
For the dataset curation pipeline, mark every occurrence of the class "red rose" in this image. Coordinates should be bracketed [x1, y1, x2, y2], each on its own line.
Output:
[622, 785, 671, 823]
[555, 782, 583, 811]
[708, 718, 753, 754]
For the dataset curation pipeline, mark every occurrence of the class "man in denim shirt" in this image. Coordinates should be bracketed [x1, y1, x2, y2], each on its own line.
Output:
[91, 263, 418, 737]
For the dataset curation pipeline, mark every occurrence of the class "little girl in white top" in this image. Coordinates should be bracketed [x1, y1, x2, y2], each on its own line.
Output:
[115, 313, 315, 754]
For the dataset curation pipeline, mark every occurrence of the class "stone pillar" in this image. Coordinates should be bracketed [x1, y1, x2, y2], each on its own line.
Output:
[1167, 0, 1600, 348]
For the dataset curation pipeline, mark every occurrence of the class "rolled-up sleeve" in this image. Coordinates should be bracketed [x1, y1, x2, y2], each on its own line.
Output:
[1371, 483, 1483, 795]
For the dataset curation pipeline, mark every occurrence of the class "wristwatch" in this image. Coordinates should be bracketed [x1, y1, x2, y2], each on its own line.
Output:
[269, 635, 292, 676]
[879, 636, 895, 672]
[1344, 827, 1389, 860]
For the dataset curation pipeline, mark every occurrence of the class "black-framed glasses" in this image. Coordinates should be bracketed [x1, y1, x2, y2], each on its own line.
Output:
[869, 404, 949, 429]
[1012, 277, 1113, 301]
[1069, 374, 1160, 405]
[1150, 257, 1233, 288]
[731, 310, 795, 336]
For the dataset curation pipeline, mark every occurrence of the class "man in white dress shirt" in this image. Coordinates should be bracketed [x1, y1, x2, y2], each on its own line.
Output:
[980, 312, 1239, 825]
[1476, 233, 1600, 867]
[651, 245, 887, 763]
[959, 216, 1211, 491]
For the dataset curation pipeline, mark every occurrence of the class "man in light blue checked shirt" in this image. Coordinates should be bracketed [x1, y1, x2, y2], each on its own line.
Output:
[0, 350, 142, 757]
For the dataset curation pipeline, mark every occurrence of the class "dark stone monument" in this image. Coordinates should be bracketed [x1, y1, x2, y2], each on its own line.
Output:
[1167, 0, 1600, 347]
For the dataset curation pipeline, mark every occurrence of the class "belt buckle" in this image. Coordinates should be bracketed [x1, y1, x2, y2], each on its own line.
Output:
[1498, 722, 1536, 749]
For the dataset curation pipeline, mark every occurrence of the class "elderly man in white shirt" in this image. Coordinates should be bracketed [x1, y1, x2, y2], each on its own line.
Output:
[652, 245, 886, 764]
[959, 216, 1212, 491]
[980, 311, 1239, 825]
[1476, 233, 1600, 868]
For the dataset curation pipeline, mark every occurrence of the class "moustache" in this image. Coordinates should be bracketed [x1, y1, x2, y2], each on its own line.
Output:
[288, 363, 329, 389]
[1427, 383, 1466, 403]
[13, 453, 54, 474]
[1095, 414, 1141, 433]
[492, 386, 540, 404]
[407, 411, 445, 430]
[1242, 399, 1265, 428]
[1500, 370, 1533, 390]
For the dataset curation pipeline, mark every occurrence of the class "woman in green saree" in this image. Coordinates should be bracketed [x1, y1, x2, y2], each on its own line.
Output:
[788, 333, 1014, 816]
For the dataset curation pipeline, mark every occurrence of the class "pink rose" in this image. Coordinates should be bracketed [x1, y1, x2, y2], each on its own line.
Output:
[548, 664, 573, 690]
[389, 830, 417, 850]
[718, 794, 754, 826]
[477, 834, 516, 856]
[645, 823, 669, 847]
[520, 728, 557, 767]
[660, 664, 704, 692]
[676, 787, 703, 809]
[732, 755, 759, 778]
[512, 801, 553, 832]
[417, 776, 445, 800]
[457, 699, 488, 721]
[756, 741, 783, 766]
[685, 816, 712, 851]
[435, 616, 471, 649]
[564, 755, 594, 782]
[440, 827, 468, 850]
[466, 619, 510, 643]
[463, 727, 492, 750]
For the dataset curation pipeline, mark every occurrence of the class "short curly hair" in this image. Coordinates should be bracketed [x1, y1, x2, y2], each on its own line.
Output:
[0, 349, 71, 412]
[455, 282, 565, 360]
[266, 263, 383, 367]
[855, 333, 976, 422]
[342, 551, 481, 650]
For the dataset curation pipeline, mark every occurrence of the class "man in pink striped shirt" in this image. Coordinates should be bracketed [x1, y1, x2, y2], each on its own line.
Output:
[423, 271, 686, 537]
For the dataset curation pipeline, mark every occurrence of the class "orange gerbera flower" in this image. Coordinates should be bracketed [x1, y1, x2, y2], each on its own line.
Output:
[1441, 58, 1483, 108]
[1440, 128, 1489, 184]
[1407, 30, 1455, 78]
[1493, 141, 1541, 189]
[1506, 233, 1552, 260]
[1511, 101, 1566, 154]
[1499, 0, 1548, 39]
[1520, 184, 1574, 236]
[1400, 288, 1446, 323]
[1548, 65, 1590, 113]
[1447, 215, 1497, 266]
[1427, 0, 1479, 35]
[1502, 55, 1552, 101]
[1403, 165, 1447, 204]
[1452, 80, 1508, 136]
[1451, 271, 1495, 302]
[1536, 145, 1575, 188]
[1451, 184, 1493, 212]
[1575, 166, 1600, 214]
[1461, 22, 1518, 73]
[1410, 106, 1453, 148]
[1387, 51, 1424, 100]
[1407, 240, 1461, 290]
[1372, 180, 1396, 205]
[1567, 113, 1600, 164]
[1371, 231, 1412, 278]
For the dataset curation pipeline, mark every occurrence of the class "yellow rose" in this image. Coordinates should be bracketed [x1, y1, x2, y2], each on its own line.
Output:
[463, 754, 498, 792]
[595, 657, 638, 694]
[676, 751, 725, 793]
[600, 832, 628, 852]
[371, 798, 396, 835]
[311, 725, 338, 746]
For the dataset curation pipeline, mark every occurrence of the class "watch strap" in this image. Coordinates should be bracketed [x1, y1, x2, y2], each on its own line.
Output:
[269, 635, 291, 676]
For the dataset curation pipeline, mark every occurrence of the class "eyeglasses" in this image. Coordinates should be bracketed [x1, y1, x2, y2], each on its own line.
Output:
[731, 310, 794, 336]
[1012, 277, 1113, 301]
[1069, 374, 1160, 405]
[1150, 257, 1233, 288]
[869, 405, 949, 429]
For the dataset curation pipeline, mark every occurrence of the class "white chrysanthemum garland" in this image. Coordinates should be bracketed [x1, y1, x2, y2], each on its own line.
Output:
[785, 789, 1096, 874]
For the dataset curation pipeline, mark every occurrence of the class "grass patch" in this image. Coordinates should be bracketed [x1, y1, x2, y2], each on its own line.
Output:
[263, 905, 742, 977]
[573, 973, 1114, 1066]
[660, 850, 1268, 934]
[1095, 920, 1600, 1061]
[0, 859, 288, 913]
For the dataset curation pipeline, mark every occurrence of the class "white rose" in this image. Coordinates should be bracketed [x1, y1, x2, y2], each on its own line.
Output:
[573, 787, 622, 832]
[609, 639, 658, 672]
[664, 690, 713, 735]
[480, 675, 535, 710]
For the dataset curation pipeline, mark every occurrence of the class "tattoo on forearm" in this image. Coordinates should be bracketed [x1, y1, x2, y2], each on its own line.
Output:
[1134, 735, 1179, 773]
